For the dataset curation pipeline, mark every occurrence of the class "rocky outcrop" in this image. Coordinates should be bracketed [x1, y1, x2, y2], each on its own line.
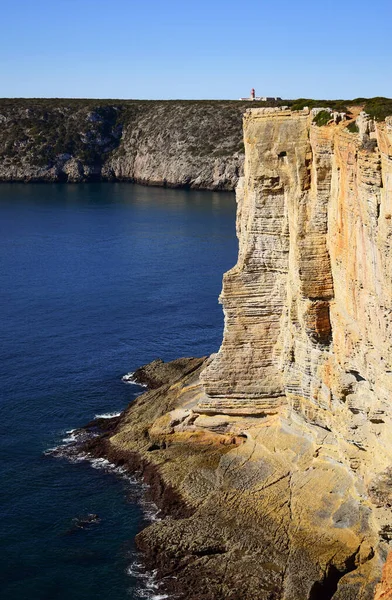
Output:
[77, 107, 392, 599]
[131, 357, 207, 389]
[0, 99, 259, 189]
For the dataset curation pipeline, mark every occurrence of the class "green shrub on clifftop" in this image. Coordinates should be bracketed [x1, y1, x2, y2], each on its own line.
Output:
[289, 98, 348, 112]
[361, 97, 392, 121]
[347, 121, 359, 134]
[313, 110, 332, 127]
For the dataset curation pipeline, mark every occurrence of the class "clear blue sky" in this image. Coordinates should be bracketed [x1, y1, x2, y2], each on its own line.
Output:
[1, 0, 391, 100]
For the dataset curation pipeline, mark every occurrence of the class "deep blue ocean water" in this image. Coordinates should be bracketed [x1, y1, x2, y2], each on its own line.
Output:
[0, 183, 237, 600]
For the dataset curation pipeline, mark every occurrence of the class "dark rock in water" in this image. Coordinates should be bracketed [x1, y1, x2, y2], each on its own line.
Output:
[72, 514, 101, 529]
[43, 428, 96, 461]
[63, 514, 102, 535]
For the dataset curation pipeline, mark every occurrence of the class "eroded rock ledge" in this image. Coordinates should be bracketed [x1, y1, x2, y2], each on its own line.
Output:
[83, 108, 392, 599]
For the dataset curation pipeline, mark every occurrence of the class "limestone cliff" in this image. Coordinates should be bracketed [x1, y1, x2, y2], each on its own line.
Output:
[199, 107, 392, 596]
[202, 106, 392, 458]
[77, 107, 392, 600]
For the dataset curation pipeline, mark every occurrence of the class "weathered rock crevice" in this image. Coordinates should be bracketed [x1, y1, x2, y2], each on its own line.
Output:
[308, 547, 360, 600]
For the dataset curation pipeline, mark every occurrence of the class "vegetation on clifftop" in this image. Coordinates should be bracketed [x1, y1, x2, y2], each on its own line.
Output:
[0, 98, 278, 165]
[288, 98, 349, 112]
[360, 97, 392, 121]
[312, 110, 333, 127]
[0, 101, 123, 165]
[288, 97, 392, 121]
[347, 121, 360, 134]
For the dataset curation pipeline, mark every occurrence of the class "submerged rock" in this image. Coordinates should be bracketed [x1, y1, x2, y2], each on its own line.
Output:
[65, 514, 101, 534]
[73, 513, 101, 528]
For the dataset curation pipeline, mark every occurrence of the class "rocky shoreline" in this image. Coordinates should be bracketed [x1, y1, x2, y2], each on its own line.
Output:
[77, 358, 214, 599]
[67, 355, 380, 600]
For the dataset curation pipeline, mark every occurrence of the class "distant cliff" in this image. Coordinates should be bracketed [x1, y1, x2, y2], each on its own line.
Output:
[0, 99, 270, 189]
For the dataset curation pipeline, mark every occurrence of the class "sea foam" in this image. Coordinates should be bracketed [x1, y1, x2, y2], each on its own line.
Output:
[121, 372, 148, 387]
[94, 411, 122, 419]
[126, 561, 169, 599]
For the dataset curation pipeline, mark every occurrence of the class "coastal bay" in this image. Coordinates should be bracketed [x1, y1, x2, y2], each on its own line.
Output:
[0, 182, 237, 599]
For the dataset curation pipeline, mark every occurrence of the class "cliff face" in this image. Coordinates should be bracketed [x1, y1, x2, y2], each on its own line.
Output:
[77, 108, 392, 600]
[0, 99, 253, 189]
[198, 107, 392, 595]
[202, 107, 392, 459]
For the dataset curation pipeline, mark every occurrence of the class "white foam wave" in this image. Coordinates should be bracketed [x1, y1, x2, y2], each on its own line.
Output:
[140, 499, 161, 523]
[136, 593, 169, 600]
[43, 447, 58, 455]
[60, 427, 95, 445]
[62, 432, 79, 443]
[89, 457, 111, 469]
[127, 562, 169, 599]
[126, 562, 144, 577]
[94, 411, 121, 419]
[69, 453, 90, 463]
[121, 372, 148, 387]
